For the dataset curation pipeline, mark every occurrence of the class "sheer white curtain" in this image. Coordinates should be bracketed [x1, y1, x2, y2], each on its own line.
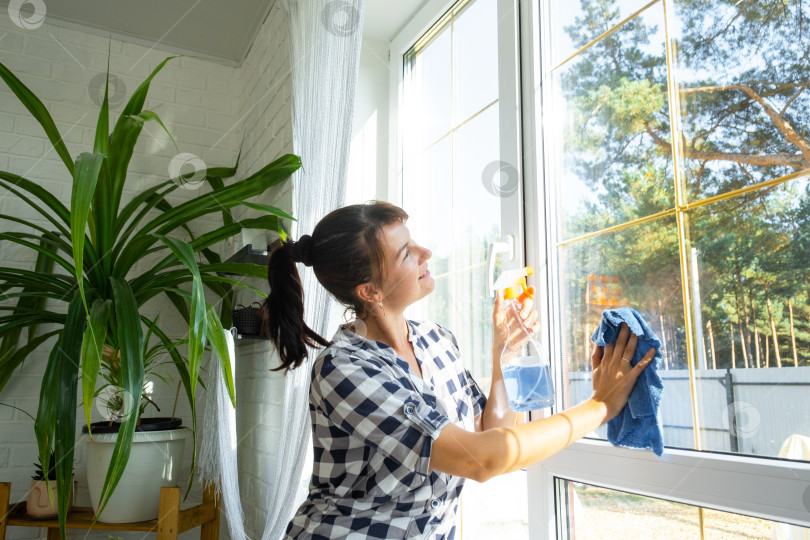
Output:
[266, 1, 364, 536]
[200, 2, 364, 540]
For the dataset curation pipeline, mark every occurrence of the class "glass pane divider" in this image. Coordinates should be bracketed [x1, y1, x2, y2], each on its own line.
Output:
[550, 0, 661, 73]
[552, 166, 810, 249]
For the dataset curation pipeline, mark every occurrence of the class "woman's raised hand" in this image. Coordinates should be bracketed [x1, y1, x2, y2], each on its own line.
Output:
[492, 288, 540, 354]
[590, 323, 655, 421]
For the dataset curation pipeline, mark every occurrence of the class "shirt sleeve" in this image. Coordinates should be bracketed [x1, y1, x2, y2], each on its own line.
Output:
[311, 350, 451, 475]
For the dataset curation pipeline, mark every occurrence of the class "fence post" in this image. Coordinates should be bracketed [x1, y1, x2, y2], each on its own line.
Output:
[725, 368, 739, 452]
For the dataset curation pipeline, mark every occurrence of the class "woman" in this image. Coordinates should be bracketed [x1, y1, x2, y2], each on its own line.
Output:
[263, 201, 654, 539]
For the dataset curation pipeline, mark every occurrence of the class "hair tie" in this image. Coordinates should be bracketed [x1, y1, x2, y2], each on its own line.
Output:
[289, 234, 314, 267]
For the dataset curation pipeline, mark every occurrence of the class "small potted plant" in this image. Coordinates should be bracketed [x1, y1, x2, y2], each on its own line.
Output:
[27, 451, 73, 519]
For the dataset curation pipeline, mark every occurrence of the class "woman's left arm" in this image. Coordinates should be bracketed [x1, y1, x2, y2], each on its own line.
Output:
[478, 290, 539, 431]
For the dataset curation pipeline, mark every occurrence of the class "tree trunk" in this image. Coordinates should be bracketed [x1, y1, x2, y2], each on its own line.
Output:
[765, 284, 782, 367]
[707, 321, 716, 369]
[765, 332, 770, 368]
[789, 297, 798, 366]
[729, 321, 736, 369]
[751, 296, 761, 368]
[735, 275, 753, 366]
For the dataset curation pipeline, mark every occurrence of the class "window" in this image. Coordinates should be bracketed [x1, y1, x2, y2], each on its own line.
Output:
[393, 0, 528, 536]
[392, 0, 810, 538]
[535, 0, 810, 537]
[556, 480, 803, 540]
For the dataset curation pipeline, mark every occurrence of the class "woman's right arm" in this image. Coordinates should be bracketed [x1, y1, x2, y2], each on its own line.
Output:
[429, 323, 654, 483]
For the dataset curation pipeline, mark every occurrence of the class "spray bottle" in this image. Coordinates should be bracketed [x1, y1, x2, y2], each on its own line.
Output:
[497, 266, 555, 411]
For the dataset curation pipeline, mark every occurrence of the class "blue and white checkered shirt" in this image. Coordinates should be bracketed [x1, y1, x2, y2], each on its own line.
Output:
[285, 320, 487, 539]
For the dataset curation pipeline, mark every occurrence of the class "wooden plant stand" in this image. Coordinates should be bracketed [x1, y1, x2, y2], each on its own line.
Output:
[0, 482, 220, 540]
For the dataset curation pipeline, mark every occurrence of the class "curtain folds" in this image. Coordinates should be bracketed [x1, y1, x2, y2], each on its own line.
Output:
[200, 1, 364, 539]
[265, 1, 364, 537]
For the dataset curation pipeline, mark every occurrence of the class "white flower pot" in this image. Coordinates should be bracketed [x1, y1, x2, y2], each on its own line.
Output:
[84, 424, 191, 523]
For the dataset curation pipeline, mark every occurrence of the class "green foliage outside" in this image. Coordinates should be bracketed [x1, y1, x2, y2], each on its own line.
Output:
[558, 0, 810, 370]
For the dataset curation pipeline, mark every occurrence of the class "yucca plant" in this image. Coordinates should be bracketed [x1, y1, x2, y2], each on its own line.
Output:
[0, 56, 297, 536]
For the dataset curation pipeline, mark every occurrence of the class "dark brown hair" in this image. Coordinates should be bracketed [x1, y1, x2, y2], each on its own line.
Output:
[262, 201, 409, 372]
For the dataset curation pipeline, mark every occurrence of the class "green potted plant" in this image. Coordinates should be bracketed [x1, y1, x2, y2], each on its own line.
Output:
[0, 56, 297, 535]
[81, 318, 190, 523]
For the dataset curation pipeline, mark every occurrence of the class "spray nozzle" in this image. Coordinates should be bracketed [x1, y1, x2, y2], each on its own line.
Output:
[495, 266, 534, 302]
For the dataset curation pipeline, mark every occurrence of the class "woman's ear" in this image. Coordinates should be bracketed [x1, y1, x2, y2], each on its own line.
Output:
[355, 282, 382, 304]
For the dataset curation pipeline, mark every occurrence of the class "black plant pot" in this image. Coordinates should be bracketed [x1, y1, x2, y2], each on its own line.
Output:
[81, 417, 182, 434]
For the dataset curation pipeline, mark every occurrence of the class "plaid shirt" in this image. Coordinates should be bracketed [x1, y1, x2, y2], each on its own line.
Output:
[285, 320, 487, 539]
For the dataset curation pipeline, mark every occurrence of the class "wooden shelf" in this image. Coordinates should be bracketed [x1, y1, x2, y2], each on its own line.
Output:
[0, 482, 220, 540]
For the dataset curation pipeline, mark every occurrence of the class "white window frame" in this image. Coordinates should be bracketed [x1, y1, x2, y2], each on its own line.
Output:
[525, 0, 810, 537]
[391, 0, 810, 538]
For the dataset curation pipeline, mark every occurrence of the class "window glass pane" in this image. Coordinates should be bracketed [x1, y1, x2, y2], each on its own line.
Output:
[555, 479, 803, 539]
[452, 102, 501, 384]
[557, 217, 691, 448]
[550, 3, 672, 241]
[673, 0, 810, 200]
[405, 137, 453, 330]
[452, 0, 499, 123]
[406, 27, 452, 148]
[404, 2, 528, 537]
[548, 0, 656, 67]
[688, 178, 810, 459]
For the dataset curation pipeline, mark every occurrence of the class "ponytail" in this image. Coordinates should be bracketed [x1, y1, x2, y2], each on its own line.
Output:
[262, 201, 410, 372]
[262, 240, 329, 372]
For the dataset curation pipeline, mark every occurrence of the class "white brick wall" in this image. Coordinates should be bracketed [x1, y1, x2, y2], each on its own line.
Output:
[0, 3, 293, 538]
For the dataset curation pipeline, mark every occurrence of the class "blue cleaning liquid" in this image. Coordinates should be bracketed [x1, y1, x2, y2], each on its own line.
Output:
[502, 358, 555, 412]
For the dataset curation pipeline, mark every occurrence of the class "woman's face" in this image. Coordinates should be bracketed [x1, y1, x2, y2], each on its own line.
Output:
[377, 221, 434, 311]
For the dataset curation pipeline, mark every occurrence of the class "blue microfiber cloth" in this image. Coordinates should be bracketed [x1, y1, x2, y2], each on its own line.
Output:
[590, 307, 664, 456]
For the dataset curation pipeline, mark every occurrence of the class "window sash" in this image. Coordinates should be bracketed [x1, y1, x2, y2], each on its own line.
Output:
[532, 439, 810, 535]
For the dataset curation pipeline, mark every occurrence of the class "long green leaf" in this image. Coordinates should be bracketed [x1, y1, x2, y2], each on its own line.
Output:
[81, 299, 111, 429]
[114, 180, 176, 238]
[240, 201, 296, 221]
[128, 217, 278, 292]
[71, 153, 107, 310]
[155, 236, 206, 395]
[34, 293, 85, 538]
[0, 233, 60, 389]
[0, 173, 71, 237]
[0, 269, 75, 295]
[0, 233, 74, 273]
[93, 55, 110, 155]
[0, 62, 75, 174]
[96, 278, 144, 518]
[141, 317, 192, 408]
[108, 57, 178, 216]
[206, 175, 234, 227]
[0, 329, 60, 393]
[148, 154, 301, 235]
[206, 305, 235, 406]
[115, 155, 300, 277]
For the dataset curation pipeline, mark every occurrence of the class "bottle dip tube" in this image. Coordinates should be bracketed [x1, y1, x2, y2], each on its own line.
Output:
[498, 267, 555, 412]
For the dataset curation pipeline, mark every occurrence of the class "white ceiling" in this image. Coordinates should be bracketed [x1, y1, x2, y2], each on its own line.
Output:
[0, 0, 428, 65]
